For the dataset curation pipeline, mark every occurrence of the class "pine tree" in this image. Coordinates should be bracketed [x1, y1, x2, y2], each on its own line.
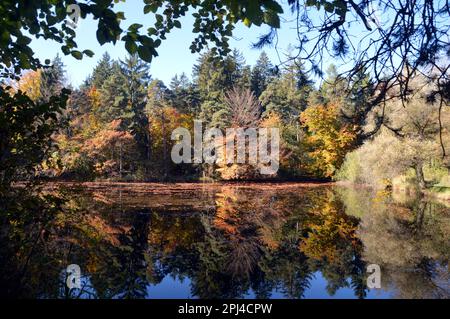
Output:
[39, 54, 66, 103]
[309, 64, 347, 106]
[238, 65, 252, 90]
[146, 80, 170, 111]
[193, 49, 251, 124]
[260, 59, 313, 123]
[224, 49, 251, 89]
[170, 73, 190, 92]
[193, 50, 226, 102]
[92, 52, 114, 89]
[66, 86, 91, 136]
[146, 80, 172, 175]
[251, 52, 274, 97]
[345, 67, 374, 132]
[121, 54, 151, 161]
[170, 73, 201, 115]
[121, 54, 150, 108]
[99, 61, 130, 124]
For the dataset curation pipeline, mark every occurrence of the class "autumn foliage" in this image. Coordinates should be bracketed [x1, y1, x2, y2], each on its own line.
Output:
[301, 102, 357, 178]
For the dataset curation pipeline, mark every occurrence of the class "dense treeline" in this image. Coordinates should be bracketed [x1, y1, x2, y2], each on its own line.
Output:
[6, 50, 450, 189]
[0, 0, 449, 192]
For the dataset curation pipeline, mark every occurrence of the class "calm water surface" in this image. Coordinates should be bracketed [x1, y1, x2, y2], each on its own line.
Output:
[0, 183, 449, 299]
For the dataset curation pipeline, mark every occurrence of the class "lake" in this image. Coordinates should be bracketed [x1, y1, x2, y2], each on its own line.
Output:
[0, 182, 449, 299]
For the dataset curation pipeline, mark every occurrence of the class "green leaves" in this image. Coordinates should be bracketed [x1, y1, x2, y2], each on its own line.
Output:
[144, 3, 159, 14]
[147, 27, 157, 35]
[0, 0, 286, 77]
[238, 0, 284, 28]
[138, 45, 153, 62]
[304, 0, 347, 16]
[96, 28, 108, 45]
[71, 50, 83, 60]
[264, 0, 284, 13]
[0, 88, 70, 187]
[128, 23, 144, 32]
[324, 2, 334, 13]
[264, 11, 280, 28]
[126, 40, 138, 54]
[173, 20, 182, 29]
[83, 50, 95, 58]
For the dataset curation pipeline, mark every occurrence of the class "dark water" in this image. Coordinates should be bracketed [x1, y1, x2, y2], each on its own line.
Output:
[0, 183, 449, 299]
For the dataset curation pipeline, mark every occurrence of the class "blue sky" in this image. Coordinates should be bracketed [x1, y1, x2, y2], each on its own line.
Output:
[30, 2, 308, 87]
[29, 1, 399, 88]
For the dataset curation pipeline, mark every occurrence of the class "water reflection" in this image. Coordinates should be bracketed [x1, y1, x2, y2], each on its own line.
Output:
[0, 184, 448, 299]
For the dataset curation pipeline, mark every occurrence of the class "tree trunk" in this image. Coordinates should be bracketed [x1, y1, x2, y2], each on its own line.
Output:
[415, 162, 426, 189]
[119, 142, 123, 179]
[146, 130, 151, 161]
[145, 119, 152, 180]
[415, 201, 427, 232]
[162, 111, 167, 179]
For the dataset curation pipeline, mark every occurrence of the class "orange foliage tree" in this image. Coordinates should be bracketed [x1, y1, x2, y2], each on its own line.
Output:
[83, 119, 137, 178]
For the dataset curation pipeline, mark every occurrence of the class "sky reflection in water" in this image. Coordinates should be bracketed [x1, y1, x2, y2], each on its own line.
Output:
[0, 183, 448, 299]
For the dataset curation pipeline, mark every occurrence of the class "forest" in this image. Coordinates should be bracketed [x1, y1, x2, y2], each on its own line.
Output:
[0, 0, 449, 302]
[0, 0, 448, 195]
[3, 49, 449, 194]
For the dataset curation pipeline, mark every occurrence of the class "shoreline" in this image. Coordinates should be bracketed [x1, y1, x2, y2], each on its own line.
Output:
[35, 180, 337, 191]
[13, 180, 450, 204]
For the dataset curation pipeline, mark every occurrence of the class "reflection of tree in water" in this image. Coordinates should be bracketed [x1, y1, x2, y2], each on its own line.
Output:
[0, 188, 154, 299]
[359, 195, 450, 299]
[0, 186, 369, 299]
[0, 190, 65, 298]
[299, 190, 367, 298]
[109, 212, 151, 299]
[146, 212, 204, 294]
[214, 188, 267, 279]
[1, 185, 448, 299]
[189, 186, 366, 299]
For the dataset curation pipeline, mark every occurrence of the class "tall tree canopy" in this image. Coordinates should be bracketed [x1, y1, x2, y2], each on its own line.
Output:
[260, 59, 313, 123]
[251, 51, 275, 98]
[91, 52, 114, 89]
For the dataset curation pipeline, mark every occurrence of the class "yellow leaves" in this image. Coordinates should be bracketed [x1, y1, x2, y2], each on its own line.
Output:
[94, 160, 117, 175]
[148, 106, 193, 154]
[300, 102, 357, 178]
[88, 86, 101, 111]
[300, 197, 359, 263]
[147, 215, 200, 254]
[260, 112, 282, 129]
[15, 69, 42, 102]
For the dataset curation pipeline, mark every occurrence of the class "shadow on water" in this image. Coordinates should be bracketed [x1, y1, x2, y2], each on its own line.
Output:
[0, 183, 448, 299]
